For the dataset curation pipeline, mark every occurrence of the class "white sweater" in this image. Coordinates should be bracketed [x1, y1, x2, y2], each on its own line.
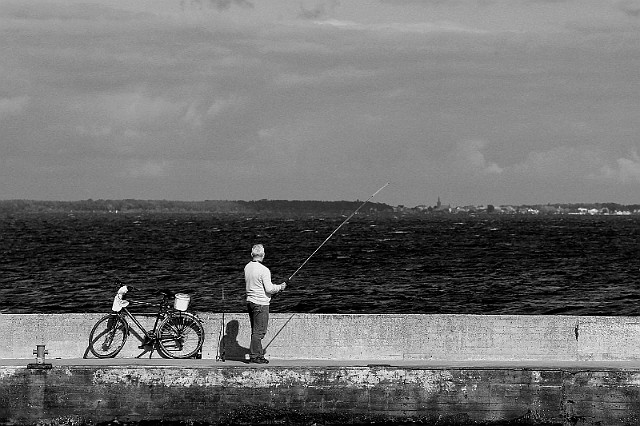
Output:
[245, 260, 283, 305]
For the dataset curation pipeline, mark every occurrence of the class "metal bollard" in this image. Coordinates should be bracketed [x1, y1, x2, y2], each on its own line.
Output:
[28, 344, 52, 369]
[34, 344, 48, 364]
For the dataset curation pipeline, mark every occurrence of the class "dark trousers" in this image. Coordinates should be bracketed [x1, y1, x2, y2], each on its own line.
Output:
[247, 302, 269, 359]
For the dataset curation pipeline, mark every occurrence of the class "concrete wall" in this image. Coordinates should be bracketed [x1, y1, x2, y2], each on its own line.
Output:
[2, 313, 640, 361]
[2, 364, 640, 425]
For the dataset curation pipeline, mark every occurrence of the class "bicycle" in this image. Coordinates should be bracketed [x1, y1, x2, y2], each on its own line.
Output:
[88, 284, 205, 359]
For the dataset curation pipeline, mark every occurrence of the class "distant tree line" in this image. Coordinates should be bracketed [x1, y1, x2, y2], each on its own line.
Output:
[0, 199, 395, 217]
[241, 200, 392, 216]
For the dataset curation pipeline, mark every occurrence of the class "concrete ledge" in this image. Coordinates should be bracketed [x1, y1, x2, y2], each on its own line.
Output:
[2, 313, 640, 361]
[2, 361, 640, 425]
[3, 312, 640, 425]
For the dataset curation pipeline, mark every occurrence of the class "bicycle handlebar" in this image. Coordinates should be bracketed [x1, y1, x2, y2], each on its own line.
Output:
[113, 281, 189, 302]
[114, 282, 168, 295]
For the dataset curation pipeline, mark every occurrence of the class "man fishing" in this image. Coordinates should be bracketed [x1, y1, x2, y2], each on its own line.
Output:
[243, 183, 388, 364]
[244, 243, 287, 364]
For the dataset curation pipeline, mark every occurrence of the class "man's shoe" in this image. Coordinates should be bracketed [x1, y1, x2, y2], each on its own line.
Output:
[249, 357, 269, 364]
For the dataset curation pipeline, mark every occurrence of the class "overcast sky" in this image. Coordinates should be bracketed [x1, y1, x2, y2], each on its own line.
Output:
[1, 0, 639, 207]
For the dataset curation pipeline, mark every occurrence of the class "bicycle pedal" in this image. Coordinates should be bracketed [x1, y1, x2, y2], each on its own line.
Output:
[138, 339, 153, 349]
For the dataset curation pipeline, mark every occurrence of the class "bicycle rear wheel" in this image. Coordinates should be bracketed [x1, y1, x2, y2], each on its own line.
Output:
[88, 313, 128, 358]
[157, 312, 204, 359]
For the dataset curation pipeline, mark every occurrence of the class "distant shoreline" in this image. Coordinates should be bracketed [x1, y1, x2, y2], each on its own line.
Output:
[0, 198, 639, 216]
[0, 199, 394, 217]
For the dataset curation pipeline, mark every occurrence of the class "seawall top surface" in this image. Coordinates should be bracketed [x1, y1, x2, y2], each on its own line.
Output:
[5, 358, 640, 371]
[5, 313, 640, 362]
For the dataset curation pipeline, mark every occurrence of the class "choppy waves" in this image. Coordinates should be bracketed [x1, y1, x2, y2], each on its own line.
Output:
[1, 213, 639, 315]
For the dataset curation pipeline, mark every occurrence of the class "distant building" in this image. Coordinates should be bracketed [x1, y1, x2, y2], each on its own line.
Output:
[433, 196, 451, 213]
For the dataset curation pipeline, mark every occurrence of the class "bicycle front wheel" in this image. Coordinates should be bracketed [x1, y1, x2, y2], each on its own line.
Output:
[88, 313, 128, 358]
[157, 312, 204, 359]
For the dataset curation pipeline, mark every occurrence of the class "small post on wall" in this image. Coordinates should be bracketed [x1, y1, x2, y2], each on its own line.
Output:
[27, 344, 52, 369]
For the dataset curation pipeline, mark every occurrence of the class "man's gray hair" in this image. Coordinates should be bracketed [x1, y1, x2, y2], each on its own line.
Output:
[251, 244, 265, 259]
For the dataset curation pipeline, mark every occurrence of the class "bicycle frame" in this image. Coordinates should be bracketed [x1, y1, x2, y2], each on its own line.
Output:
[119, 293, 174, 341]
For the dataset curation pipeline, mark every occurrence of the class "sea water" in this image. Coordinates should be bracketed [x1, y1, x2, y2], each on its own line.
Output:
[1, 213, 639, 315]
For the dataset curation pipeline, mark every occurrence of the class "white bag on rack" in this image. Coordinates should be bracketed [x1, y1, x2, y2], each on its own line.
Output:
[111, 285, 130, 312]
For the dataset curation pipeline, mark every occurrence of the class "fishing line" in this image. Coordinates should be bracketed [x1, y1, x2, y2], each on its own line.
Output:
[287, 181, 390, 281]
[265, 182, 390, 351]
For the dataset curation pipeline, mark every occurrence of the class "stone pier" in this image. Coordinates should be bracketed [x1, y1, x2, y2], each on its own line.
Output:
[2, 313, 640, 425]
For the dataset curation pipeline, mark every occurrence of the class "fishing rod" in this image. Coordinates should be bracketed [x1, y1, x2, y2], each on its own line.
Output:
[287, 181, 390, 281]
[216, 283, 225, 362]
[265, 181, 390, 351]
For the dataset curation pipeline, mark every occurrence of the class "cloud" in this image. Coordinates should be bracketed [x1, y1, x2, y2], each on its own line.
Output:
[315, 19, 487, 33]
[75, 124, 112, 138]
[506, 147, 640, 185]
[273, 66, 376, 89]
[98, 92, 188, 128]
[509, 146, 605, 179]
[124, 159, 171, 178]
[451, 140, 503, 175]
[616, 157, 640, 182]
[298, 1, 338, 20]
[380, 0, 448, 3]
[600, 150, 640, 183]
[180, 95, 245, 128]
[182, 103, 203, 128]
[180, 0, 253, 11]
[0, 2, 148, 21]
[525, 0, 573, 3]
[0, 95, 29, 117]
[618, 0, 640, 18]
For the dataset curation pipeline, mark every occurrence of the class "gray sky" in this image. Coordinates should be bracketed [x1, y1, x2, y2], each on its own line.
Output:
[1, 0, 639, 207]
